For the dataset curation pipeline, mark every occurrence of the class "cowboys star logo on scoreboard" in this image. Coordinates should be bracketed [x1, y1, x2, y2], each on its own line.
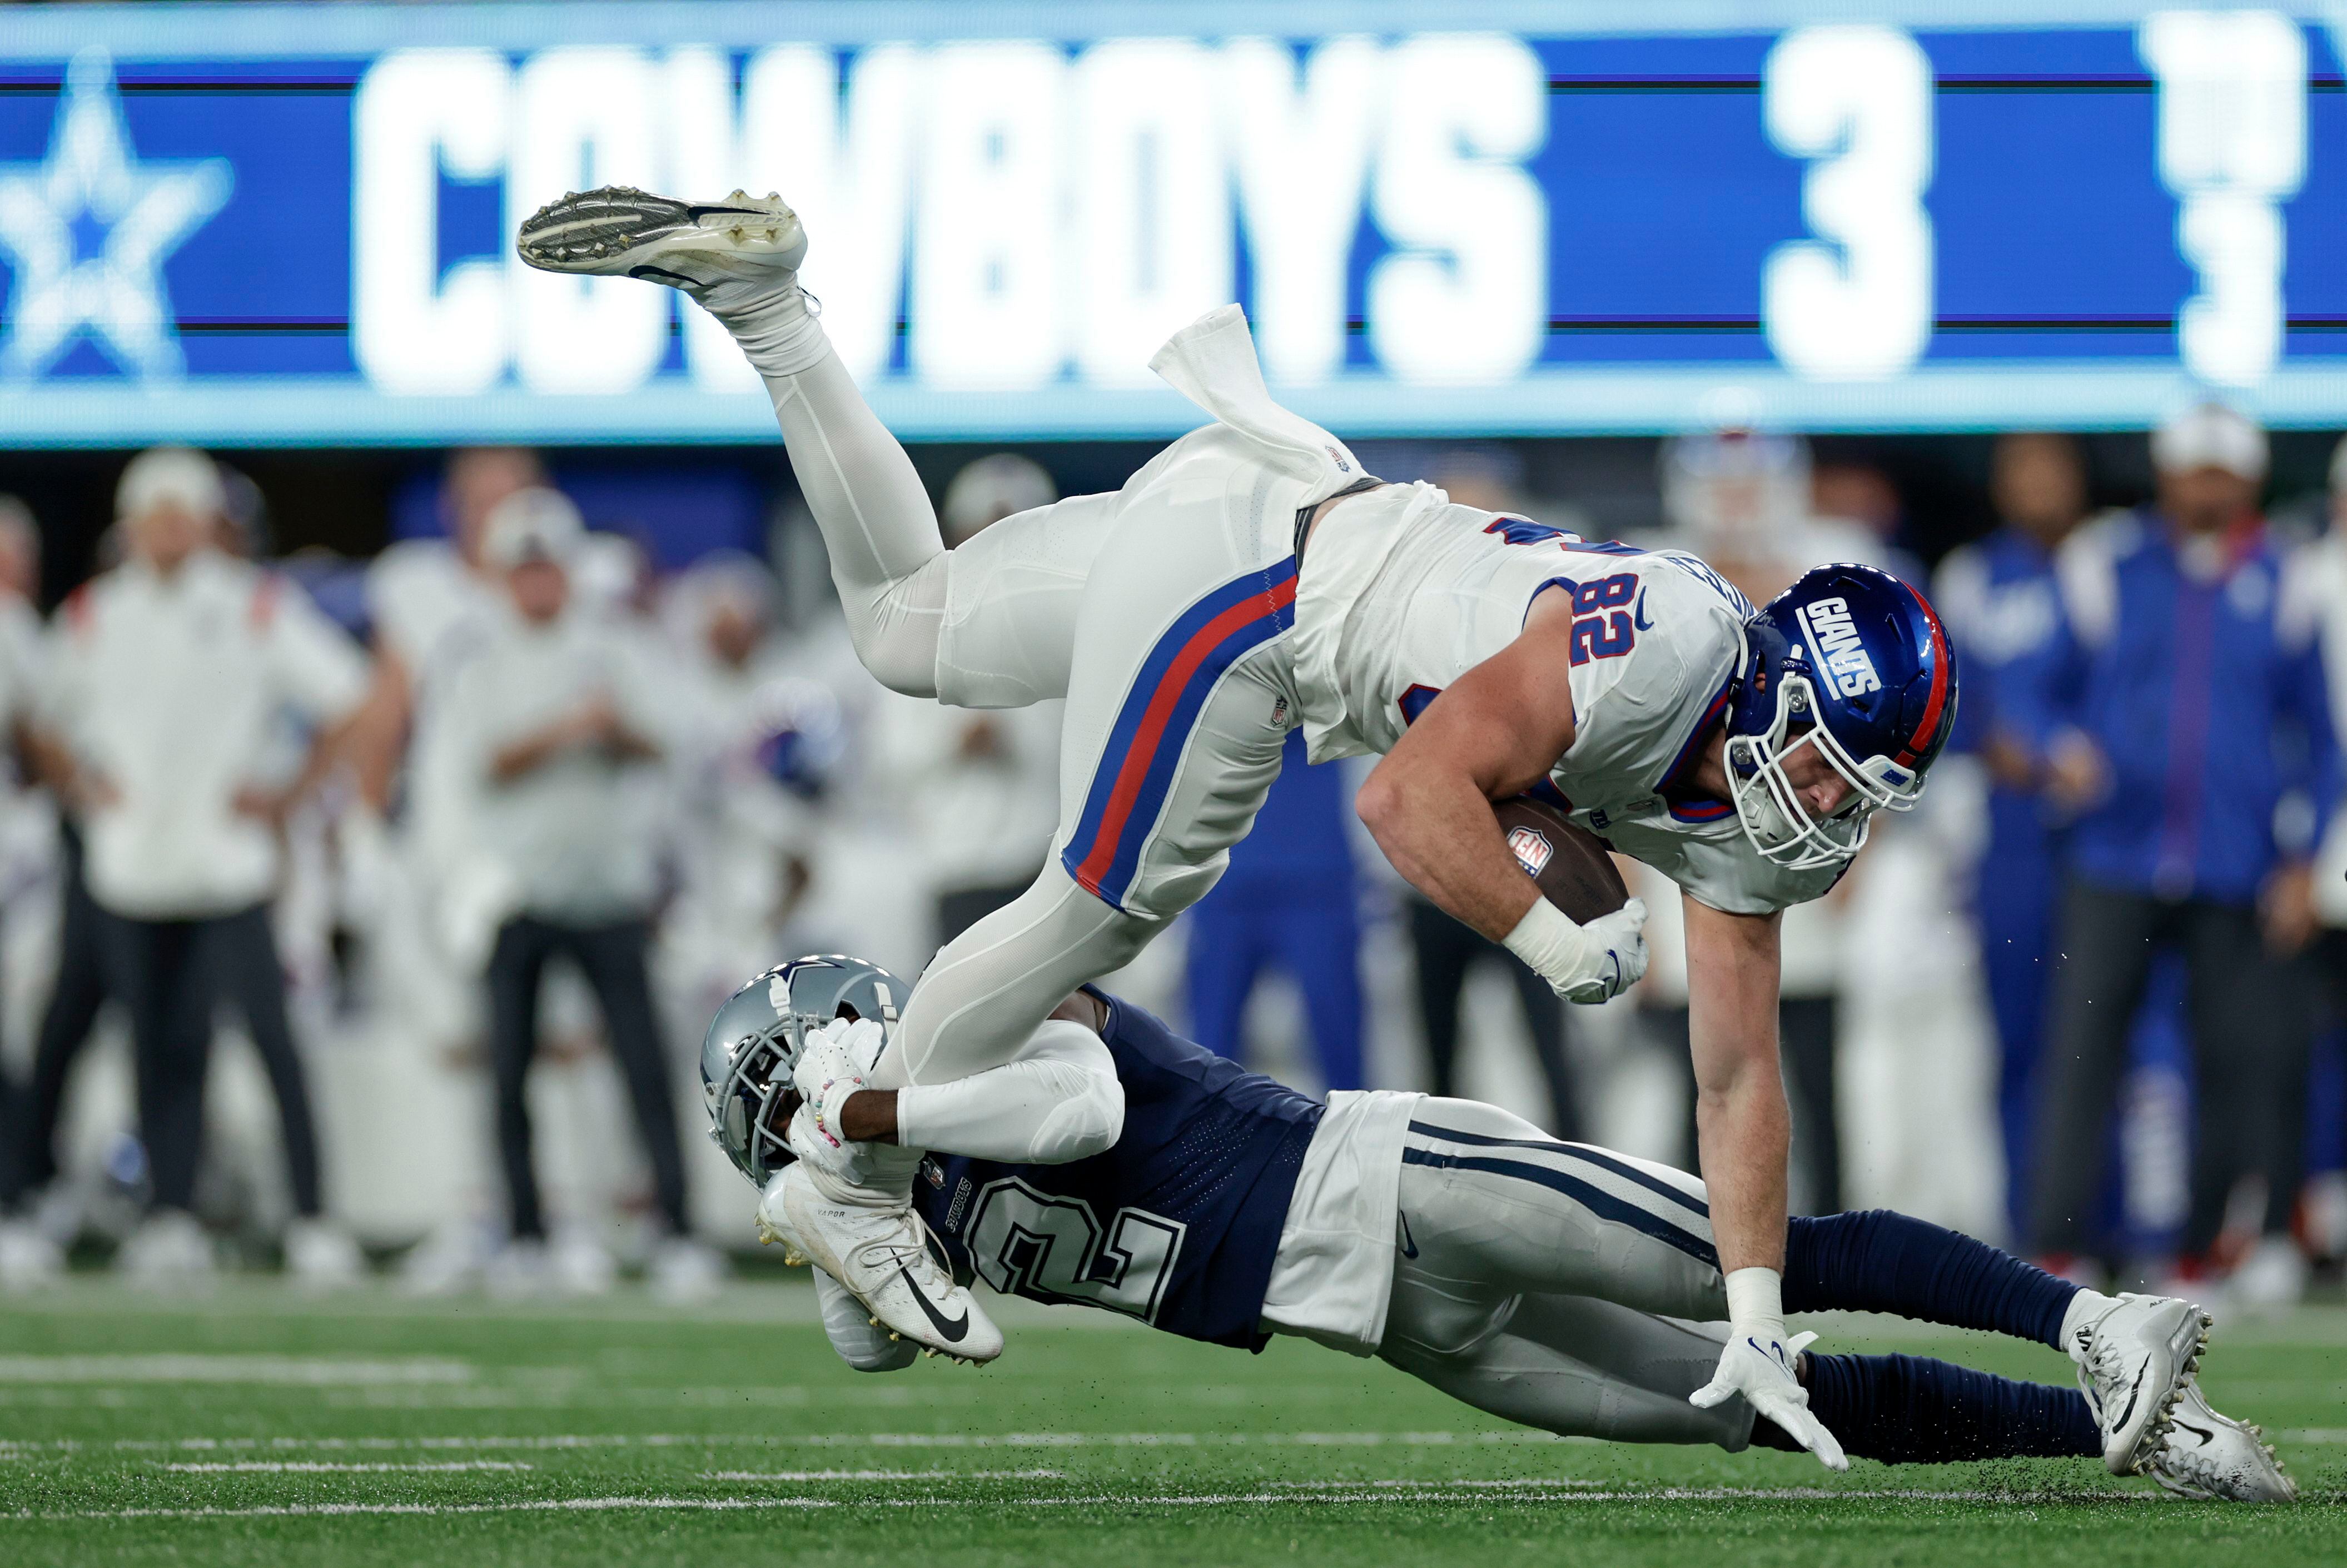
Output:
[0, 49, 231, 381]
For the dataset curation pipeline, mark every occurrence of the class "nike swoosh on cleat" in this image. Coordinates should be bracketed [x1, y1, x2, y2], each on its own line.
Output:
[628, 265, 709, 288]
[897, 1267, 969, 1343]
[1398, 1212, 1419, 1260]
[685, 204, 773, 221]
[2109, 1383, 2140, 1436]
[2173, 1420, 2216, 1447]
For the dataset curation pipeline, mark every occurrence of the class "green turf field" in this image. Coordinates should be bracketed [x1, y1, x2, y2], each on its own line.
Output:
[2, 1278, 2341, 1566]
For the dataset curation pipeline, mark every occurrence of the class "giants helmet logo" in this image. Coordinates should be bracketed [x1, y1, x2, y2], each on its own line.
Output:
[1794, 597, 1883, 700]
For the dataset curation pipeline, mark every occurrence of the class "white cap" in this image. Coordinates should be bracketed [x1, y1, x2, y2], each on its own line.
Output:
[2151, 403, 2267, 481]
[942, 454, 1057, 544]
[479, 486, 585, 568]
[116, 445, 226, 522]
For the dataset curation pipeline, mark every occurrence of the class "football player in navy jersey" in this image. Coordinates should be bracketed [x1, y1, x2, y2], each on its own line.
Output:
[703, 957, 2292, 1503]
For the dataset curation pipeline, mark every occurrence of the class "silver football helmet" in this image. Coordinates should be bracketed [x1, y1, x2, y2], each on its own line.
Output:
[699, 954, 908, 1187]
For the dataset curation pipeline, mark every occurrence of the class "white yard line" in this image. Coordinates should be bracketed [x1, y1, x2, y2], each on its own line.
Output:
[0, 1430, 1570, 1459]
[0, 1355, 473, 1386]
[157, 1462, 533, 1474]
[12, 1484, 2161, 1522]
[704, 1469, 1067, 1481]
[13, 1497, 839, 1520]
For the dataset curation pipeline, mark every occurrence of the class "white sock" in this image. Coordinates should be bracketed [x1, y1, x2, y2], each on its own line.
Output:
[713, 284, 832, 381]
[2059, 1287, 2118, 1347]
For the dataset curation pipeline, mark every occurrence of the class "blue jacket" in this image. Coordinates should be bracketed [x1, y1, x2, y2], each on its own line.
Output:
[1933, 526, 2073, 868]
[2006, 510, 2335, 906]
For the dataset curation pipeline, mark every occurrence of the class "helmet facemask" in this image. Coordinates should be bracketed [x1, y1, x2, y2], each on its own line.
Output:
[1724, 668, 1923, 870]
[707, 1017, 809, 1186]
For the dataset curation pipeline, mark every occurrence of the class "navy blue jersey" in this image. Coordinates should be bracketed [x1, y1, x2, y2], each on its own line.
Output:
[912, 990, 1322, 1351]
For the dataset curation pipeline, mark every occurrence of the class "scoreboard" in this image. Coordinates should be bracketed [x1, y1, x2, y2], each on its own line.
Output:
[0, 1, 2340, 445]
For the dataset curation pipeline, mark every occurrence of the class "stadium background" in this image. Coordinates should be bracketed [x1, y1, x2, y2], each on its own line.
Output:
[0, 0, 2339, 1338]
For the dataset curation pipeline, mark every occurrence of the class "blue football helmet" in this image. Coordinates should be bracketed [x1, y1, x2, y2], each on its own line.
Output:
[699, 954, 908, 1187]
[1723, 563, 1957, 870]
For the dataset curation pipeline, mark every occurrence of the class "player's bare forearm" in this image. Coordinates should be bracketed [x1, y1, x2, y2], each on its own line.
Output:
[1356, 606, 1579, 941]
[1358, 761, 1542, 939]
[1683, 897, 1790, 1276]
[838, 1090, 898, 1144]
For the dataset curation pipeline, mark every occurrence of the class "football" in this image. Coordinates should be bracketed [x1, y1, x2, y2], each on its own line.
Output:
[1492, 795, 1629, 925]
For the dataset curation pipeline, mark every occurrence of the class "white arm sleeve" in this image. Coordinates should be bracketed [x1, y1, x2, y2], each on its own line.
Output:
[813, 1266, 919, 1372]
[893, 1019, 1124, 1165]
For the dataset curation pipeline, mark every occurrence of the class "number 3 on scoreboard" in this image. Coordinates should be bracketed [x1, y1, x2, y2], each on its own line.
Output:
[1762, 24, 1935, 381]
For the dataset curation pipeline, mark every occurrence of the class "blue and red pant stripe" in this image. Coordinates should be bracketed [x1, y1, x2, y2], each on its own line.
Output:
[1062, 559, 1300, 912]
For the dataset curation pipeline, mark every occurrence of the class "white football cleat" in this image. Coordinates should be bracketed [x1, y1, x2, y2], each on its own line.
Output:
[2067, 1292, 2208, 1475]
[115, 1210, 216, 1290]
[648, 1236, 728, 1305]
[0, 1219, 63, 1290]
[283, 1219, 366, 1291]
[549, 1225, 619, 1297]
[515, 186, 805, 314]
[2150, 1381, 2296, 1502]
[760, 1161, 1001, 1364]
[484, 1237, 551, 1301]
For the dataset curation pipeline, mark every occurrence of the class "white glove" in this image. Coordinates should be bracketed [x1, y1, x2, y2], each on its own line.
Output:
[1503, 897, 1650, 1004]
[1691, 1328, 1848, 1472]
[785, 1018, 882, 1181]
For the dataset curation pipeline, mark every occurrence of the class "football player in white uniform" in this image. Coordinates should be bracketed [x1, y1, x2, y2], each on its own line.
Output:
[519, 189, 2099, 1470]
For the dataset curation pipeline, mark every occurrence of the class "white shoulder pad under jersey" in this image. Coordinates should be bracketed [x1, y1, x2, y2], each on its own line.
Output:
[1292, 486, 1841, 915]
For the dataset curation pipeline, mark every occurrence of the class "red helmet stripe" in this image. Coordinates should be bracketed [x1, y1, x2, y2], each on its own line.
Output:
[1895, 582, 1952, 768]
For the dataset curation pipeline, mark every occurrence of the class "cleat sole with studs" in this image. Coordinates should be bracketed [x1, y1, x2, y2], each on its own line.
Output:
[515, 185, 800, 276]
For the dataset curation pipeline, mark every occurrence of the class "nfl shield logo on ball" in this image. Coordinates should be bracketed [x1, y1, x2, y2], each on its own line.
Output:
[1506, 827, 1554, 878]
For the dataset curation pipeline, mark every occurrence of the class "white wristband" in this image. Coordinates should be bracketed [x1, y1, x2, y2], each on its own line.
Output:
[1500, 898, 1584, 984]
[1724, 1266, 1788, 1339]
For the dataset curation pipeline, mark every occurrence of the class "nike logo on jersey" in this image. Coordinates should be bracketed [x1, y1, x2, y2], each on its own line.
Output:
[1794, 597, 1883, 699]
[897, 1266, 970, 1342]
[1633, 590, 1654, 632]
[1398, 1211, 1420, 1260]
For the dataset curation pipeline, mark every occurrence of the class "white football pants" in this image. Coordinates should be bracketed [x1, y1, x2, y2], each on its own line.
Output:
[752, 335, 1329, 1092]
[1377, 1098, 1752, 1448]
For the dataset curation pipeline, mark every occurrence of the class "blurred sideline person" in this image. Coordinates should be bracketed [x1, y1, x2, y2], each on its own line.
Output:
[874, 455, 1063, 957]
[354, 447, 545, 817]
[2022, 406, 2334, 1301]
[361, 449, 545, 1285]
[441, 490, 720, 1300]
[1933, 434, 2094, 1237]
[661, 552, 830, 1014]
[0, 496, 56, 1287]
[2296, 439, 2347, 1270]
[1811, 461, 1928, 588]
[357, 450, 546, 1032]
[1, 501, 117, 1290]
[47, 447, 371, 1286]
